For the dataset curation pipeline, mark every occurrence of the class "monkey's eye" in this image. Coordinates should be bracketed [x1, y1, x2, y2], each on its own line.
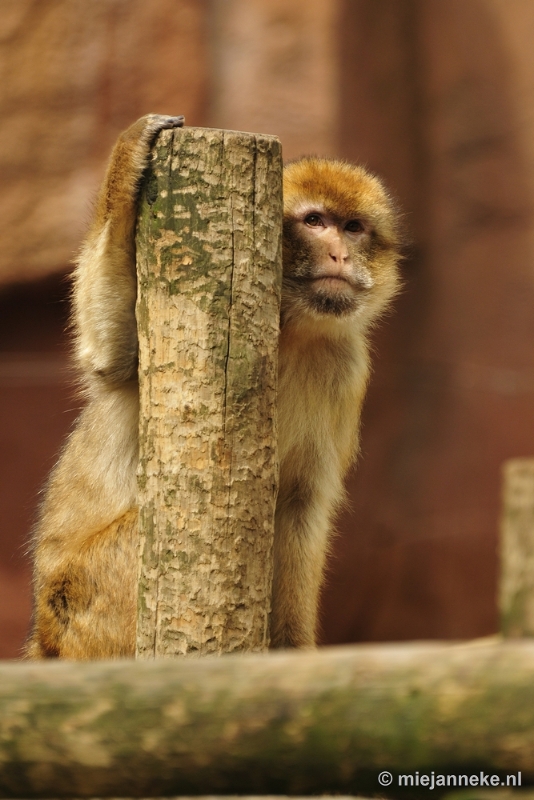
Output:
[304, 213, 323, 227]
[345, 219, 364, 233]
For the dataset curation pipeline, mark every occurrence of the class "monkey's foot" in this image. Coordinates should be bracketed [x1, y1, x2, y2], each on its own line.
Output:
[120, 113, 185, 148]
[146, 114, 185, 132]
[144, 114, 185, 141]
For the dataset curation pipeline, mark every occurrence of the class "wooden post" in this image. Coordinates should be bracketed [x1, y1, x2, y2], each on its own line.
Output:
[135, 127, 283, 657]
[500, 458, 534, 637]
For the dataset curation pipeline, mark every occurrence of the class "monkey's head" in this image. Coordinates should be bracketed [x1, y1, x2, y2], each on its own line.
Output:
[281, 157, 401, 331]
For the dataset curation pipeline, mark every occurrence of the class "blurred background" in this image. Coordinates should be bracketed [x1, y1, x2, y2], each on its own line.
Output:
[2, 0, 534, 657]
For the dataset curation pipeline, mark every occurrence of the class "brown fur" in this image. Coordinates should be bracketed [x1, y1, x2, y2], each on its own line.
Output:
[25, 116, 401, 658]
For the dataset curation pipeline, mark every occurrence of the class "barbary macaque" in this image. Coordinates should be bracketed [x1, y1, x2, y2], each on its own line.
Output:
[25, 114, 401, 658]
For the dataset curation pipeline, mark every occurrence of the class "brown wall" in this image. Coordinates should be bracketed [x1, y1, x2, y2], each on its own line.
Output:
[322, 0, 534, 642]
[3, 0, 534, 656]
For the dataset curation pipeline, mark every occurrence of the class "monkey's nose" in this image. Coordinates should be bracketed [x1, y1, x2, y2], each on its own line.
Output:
[329, 250, 349, 263]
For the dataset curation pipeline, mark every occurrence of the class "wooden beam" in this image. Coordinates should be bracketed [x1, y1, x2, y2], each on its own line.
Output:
[1, 642, 533, 797]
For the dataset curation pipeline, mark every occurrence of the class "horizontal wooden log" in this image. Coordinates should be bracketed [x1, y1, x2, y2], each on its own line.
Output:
[1, 642, 534, 797]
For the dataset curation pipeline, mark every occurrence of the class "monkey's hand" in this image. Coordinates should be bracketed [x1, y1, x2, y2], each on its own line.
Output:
[74, 114, 185, 388]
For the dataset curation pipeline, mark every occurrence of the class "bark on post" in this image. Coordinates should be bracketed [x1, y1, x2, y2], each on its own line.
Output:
[135, 127, 283, 657]
[500, 458, 534, 636]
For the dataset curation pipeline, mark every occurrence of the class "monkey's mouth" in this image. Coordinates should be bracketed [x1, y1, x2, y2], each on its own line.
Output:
[309, 275, 359, 295]
[285, 274, 362, 317]
[311, 276, 350, 288]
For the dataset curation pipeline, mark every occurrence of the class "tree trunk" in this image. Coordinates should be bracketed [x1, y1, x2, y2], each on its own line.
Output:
[500, 458, 534, 636]
[1, 642, 534, 797]
[135, 127, 283, 657]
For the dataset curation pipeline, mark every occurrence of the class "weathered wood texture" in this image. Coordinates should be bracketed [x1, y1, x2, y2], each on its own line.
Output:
[1, 642, 534, 797]
[135, 127, 283, 657]
[500, 458, 534, 637]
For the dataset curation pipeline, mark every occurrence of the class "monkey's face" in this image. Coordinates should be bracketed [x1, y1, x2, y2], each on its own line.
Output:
[282, 206, 374, 318]
[281, 158, 401, 330]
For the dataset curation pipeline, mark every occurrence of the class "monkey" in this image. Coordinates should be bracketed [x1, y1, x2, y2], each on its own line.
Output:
[24, 114, 401, 659]
[272, 157, 401, 647]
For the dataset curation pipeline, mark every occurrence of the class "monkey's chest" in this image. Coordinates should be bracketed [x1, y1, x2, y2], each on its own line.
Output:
[277, 354, 363, 471]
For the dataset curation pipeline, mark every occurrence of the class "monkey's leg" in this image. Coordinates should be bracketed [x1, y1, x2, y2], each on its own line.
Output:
[25, 509, 138, 659]
[74, 114, 184, 387]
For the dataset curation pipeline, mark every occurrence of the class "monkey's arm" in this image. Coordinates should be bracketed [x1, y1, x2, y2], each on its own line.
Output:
[271, 447, 352, 649]
[74, 114, 184, 389]
[271, 486, 331, 648]
[271, 332, 370, 649]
